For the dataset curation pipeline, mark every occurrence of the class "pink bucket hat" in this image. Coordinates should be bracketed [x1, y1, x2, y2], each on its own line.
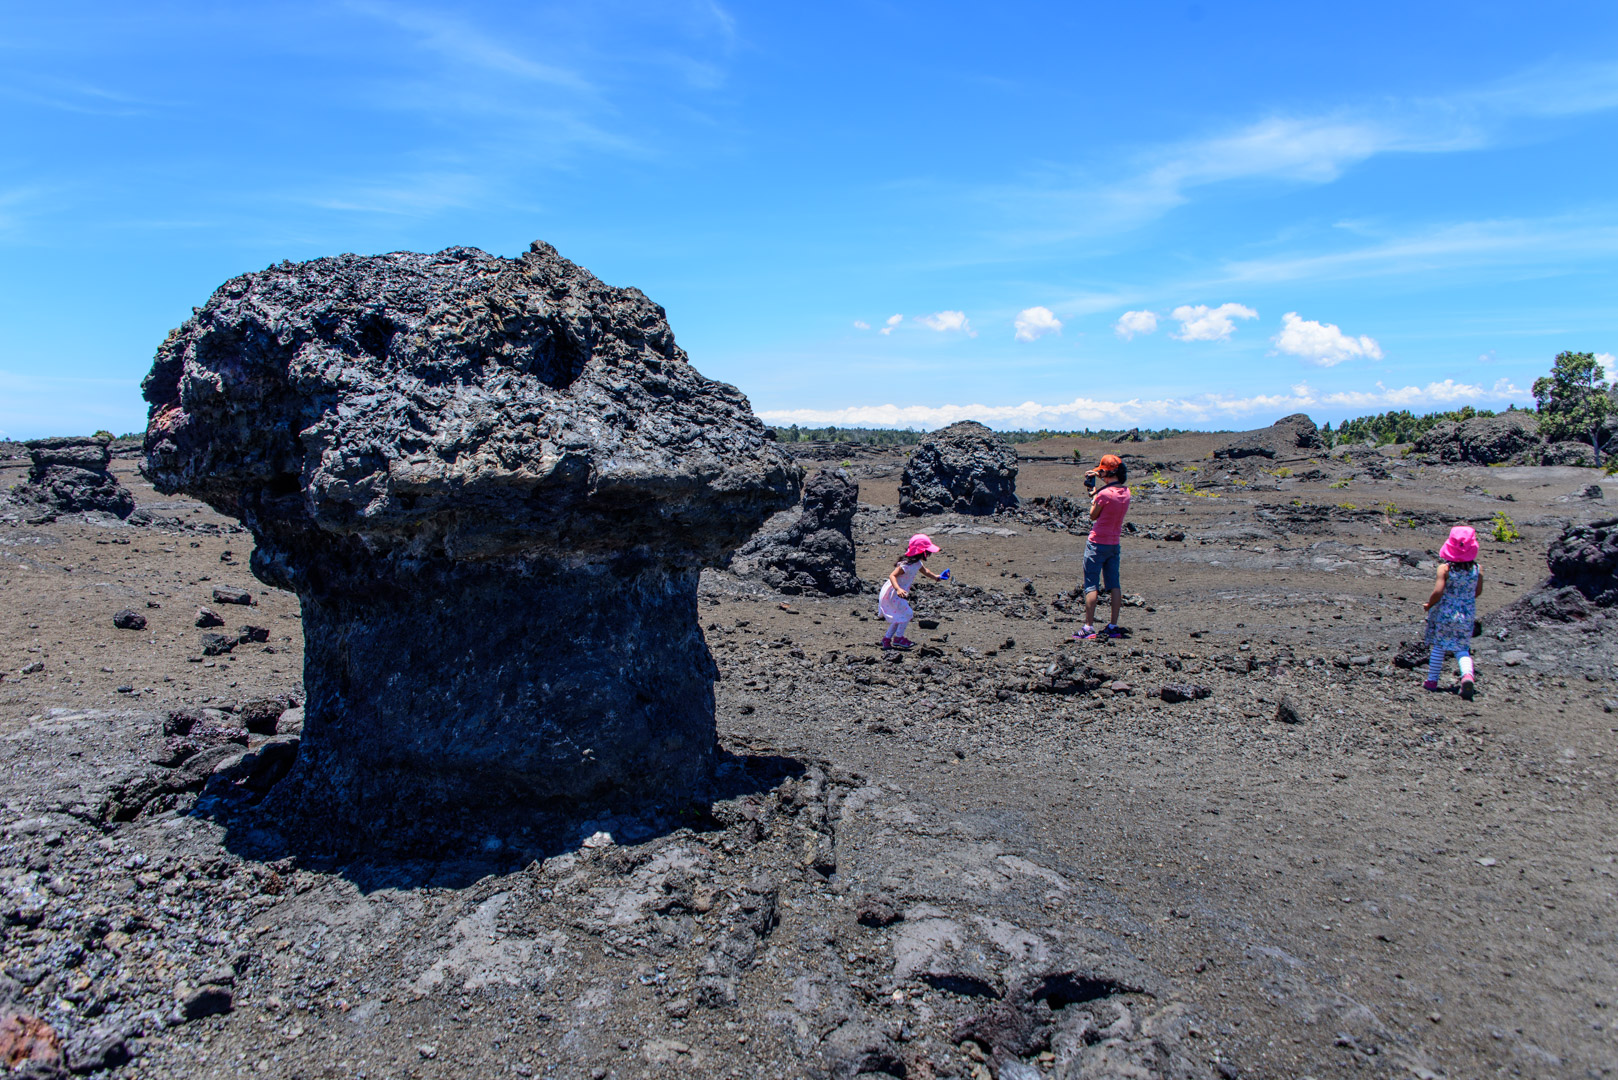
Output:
[1439, 525, 1479, 563]
[905, 533, 941, 558]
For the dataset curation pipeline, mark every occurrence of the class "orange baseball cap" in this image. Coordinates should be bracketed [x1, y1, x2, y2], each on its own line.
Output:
[1097, 454, 1123, 472]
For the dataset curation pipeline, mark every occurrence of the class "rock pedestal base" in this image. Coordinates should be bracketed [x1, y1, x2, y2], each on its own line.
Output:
[288, 559, 716, 839]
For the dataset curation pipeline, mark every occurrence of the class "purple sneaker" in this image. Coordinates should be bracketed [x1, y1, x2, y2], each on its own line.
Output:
[1073, 625, 1098, 641]
[1423, 679, 1438, 691]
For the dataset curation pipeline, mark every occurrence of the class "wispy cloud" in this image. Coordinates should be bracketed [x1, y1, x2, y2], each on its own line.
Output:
[985, 60, 1618, 245]
[347, 2, 596, 93]
[879, 314, 902, 336]
[1170, 303, 1257, 342]
[755, 378, 1528, 431]
[915, 310, 975, 336]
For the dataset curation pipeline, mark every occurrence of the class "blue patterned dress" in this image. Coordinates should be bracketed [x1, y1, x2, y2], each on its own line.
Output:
[1426, 564, 1479, 653]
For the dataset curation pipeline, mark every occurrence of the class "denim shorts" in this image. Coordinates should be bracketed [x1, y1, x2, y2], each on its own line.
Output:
[1083, 540, 1121, 593]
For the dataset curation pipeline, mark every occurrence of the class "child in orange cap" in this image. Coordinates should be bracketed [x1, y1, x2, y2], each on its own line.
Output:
[1074, 454, 1131, 640]
[878, 533, 947, 650]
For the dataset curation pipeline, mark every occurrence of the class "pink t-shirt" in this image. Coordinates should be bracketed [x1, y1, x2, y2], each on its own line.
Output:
[1088, 484, 1131, 545]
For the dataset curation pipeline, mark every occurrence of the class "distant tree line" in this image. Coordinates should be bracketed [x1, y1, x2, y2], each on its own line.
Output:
[1322, 405, 1500, 447]
[766, 424, 1208, 445]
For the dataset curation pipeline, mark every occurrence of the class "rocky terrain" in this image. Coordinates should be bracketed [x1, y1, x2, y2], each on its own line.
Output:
[4, 414, 1617, 1079]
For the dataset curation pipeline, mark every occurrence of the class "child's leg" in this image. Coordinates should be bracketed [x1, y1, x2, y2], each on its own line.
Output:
[891, 619, 909, 641]
[1427, 645, 1445, 684]
[882, 617, 899, 642]
[1456, 648, 1474, 680]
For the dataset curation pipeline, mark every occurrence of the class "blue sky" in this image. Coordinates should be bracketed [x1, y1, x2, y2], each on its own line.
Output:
[2, 1, 1616, 438]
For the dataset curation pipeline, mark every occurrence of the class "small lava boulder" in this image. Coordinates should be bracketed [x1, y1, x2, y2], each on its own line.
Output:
[899, 421, 1019, 516]
[729, 468, 863, 595]
[140, 240, 800, 848]
[112, 609, 147, 631]
[1213, 413, 1323, 460]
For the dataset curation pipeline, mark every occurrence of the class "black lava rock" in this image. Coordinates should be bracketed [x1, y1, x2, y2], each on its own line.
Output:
[195, 607, 225, 628]
[112, 609, 147, 631]
[1412, 412, 1540, 464]
[211, 585, 253, 606]
[140, 239, 801, 849]
[730, 468, 863, 595]
[200, 633, 235, 656]
[1159, 684, 1211, 703]
[899, 421, 1019, 516]
[6, 436, 136, 519]
[1213, 414, 1323, 460]
[236, 624, 270, 644]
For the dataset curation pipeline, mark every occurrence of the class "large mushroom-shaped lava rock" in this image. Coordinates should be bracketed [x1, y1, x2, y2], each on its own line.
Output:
[1213, 413, 1324, 460]
[140, 241, 801, 843]
[730, 468, 863, 595]
[7, 436, 136, 519]
[898, 421, 1019, 516]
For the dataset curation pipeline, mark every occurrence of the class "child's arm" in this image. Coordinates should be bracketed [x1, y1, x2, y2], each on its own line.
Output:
[919, 566, 944, 581]
[1475, 570, 1483, 597]
[1423, 564, 1448, 611]
[887, 564, 908, 598]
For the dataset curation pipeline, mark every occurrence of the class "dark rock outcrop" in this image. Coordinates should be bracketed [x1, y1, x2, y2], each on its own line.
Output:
[1544, 517, 1618, 606]
[1110, 428, 1145, 443]
[1490, 519, 1618, 641]
[1213, 413, 1323, 460]
[6, 436, 135, 520]
[1537, 440, 1598, 467]
[899, 421, 1018, 516]
[1412, 412, 1540, 464]
[140, 240, 800, 846]
[730, 469, 862, 595]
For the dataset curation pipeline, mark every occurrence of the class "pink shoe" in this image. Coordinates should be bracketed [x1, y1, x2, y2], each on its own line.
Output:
[892, 637, 915, 650]
[880, 637, 893, 650]
[1422, 679, 1438, 691]
[1073, 625, 1097, 641]
[1460, 676, 1475, 701]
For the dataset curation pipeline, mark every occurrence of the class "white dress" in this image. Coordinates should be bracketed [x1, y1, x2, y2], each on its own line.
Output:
[878, 560, 923, 623]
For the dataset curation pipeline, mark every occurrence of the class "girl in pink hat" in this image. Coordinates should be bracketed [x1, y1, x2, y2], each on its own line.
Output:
[878, 534, 947, 650]
[1422, 525, 1484, 698]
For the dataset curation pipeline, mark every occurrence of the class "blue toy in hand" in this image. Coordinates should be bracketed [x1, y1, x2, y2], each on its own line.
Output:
[939, 568, 951, 580]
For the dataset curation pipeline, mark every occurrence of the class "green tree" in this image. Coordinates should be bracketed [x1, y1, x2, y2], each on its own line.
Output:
[1533, 351, 1614, 461]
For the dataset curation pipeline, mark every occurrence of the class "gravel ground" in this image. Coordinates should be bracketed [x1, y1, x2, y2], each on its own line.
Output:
[0, 444, 1614, 1079]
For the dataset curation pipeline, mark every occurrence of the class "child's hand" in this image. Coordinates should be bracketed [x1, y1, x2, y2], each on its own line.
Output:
[898, 588, 909, 599]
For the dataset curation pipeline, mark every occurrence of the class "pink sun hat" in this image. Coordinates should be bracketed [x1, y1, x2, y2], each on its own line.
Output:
[905, 533, 941, 557]
[1439, 525, 1479, 563]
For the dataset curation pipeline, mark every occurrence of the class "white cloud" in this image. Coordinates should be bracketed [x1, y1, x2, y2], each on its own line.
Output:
[1013, 306, 1062, 342]
[1114, 310, 1158, 340]
[915, 311, 976, 337]
[853, 320, 870, 330]
[878, 314, 902, 336]
[1170, 303, 1258, 342]
[1272, 312, 1383, 367]
[755, 378, 1530, 431]
[1598, 352, 1616, 380]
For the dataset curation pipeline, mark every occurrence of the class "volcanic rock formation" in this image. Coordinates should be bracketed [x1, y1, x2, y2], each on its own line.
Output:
[899, 420, 1019, 516]
[6, 436, 135, 521]
[140, 241, 801, 845]
[729, 468, 862, 595]
[1212, 413, 1324, 460]
[1412, 411, 1541, 464]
